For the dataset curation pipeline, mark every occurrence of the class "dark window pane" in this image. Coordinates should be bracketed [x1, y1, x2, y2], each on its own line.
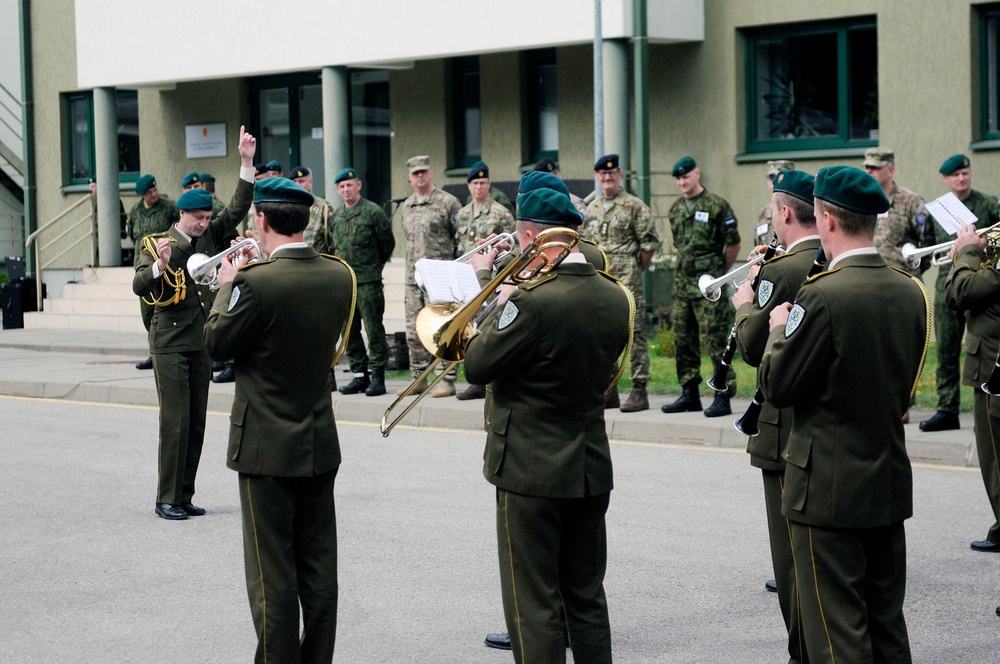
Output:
[754, 32, 838, 140]
[987, 15, 1000, 134]
[69, 96, 92, 180]
[462, 69, 481, 157]
[537, 63, 558, 152]
[260, 87, 291, 168]
[849, 28, 878, 140]
[116, 91, 140, 174]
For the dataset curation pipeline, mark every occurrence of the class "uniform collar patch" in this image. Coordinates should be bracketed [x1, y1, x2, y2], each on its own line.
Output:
[498, 301, 519, 330]
[784, 303, 806, 338]
[757, 280, 774, 308]
[227, 285, 241, 312]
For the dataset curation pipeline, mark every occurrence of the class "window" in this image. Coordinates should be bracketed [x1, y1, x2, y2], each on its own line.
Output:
[450, 56, 481, 168]
[526, 49, 558, 162]
[744, 19, 878, 153]
[981, 6, 1000, 140]
[65, 90, 140, 185]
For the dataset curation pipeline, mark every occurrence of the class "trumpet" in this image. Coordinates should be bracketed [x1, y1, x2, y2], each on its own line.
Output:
[455, 232, 517, 264]
[698, 247, 783, 302]
[186, 237, 262, 290]
[900, 222, 1000, 269]
[381, 227, 579, 436]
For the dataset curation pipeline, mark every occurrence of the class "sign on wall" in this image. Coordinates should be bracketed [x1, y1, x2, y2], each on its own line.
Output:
[185, 123, 227, 159]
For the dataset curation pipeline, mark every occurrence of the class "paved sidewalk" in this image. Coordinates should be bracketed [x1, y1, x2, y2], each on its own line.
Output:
[0, 327, 979, 467]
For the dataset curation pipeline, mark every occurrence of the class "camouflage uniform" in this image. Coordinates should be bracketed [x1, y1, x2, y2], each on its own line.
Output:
[874, 183, 927, 274]
[303, 196, 335, 250]
[583, 188, 660, 382]
[921, 189, 1000, 414]
[323, 197, 396, 373]
[467, 187, 514, 215]
[570, 193, 589, 218]
[669, 189, 741, 396]
[455, 197, 515, 256]
[401, 186, 462, 378]
[754, 205, 773, 247]
[127, 195, 179, 330]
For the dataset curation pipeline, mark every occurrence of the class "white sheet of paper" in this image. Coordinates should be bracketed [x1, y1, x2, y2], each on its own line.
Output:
[415, 259, 481, 304]
[925, 192, 979, 235]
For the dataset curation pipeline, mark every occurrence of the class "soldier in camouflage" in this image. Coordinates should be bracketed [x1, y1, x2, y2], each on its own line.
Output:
[463, 160, 515, 216]
[455, 162, 515, 401]
[127, 174, 179, 370]
[321, 167, 396, 397]
[919, 154, 1000, 432]
[754, 160, 795, 246]
[534, 157, 589, 217]
[661, 156, 741, 418]
[399, 155, 463, 397]
[290, 166, 335, 250]
[862, 148, 928, 275]
[583, 154, 660, 412]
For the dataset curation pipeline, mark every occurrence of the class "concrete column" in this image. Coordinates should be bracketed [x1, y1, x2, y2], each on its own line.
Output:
[92, 87, 121, 267]
[322, 66, 351, 206]
[602, 39, 630, 172]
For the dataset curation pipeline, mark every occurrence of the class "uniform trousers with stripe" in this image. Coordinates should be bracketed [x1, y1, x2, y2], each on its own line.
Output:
[789, 520, 910, 664]
[973, 390, 1000, 543]
[761, 470, 808, 664]
[152, 350, 211, 505]
[239, 469, 339, 664]
[496, 488, 612, 664]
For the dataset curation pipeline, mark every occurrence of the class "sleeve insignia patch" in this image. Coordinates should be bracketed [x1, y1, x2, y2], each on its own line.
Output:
[757, 280, 774, 308]
[227, 286, 241, 312]
[498, 301, 519, 330]
[784, 303, 806, 338]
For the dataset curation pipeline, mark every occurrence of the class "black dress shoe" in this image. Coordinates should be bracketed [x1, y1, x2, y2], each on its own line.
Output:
[180, 502, 206, 516]
[484, 632, 511, 650]
[135, 356, 153, 370]
[996, 605, 1000, 616]
[212, 365, 235, 383]
[155, 503, 188, 520]
[919, 411, 960, 432]
[765, 579, 778, 593]
[211, 361, 225, 372]
[971, 539, 1000, 552]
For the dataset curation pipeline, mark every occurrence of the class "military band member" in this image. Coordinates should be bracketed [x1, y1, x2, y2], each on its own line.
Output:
[732, 169, 818, 664]
[399, 155, 462, 398]
[204, 177, 354, 664]
[661, 155, 741, 417]
[862, 147, 928, 275]
[759, 166, 929, 664]
[583, 153, 660, 412]
[754, 160, 795, 246]
[464, 187, 632, 664]
[920, 155, 1000, 432]
[131, 126, 257, 521]
[325, 167, 396, 398]
[455, 161, 515, 401]
[944, 223, 1000, 553]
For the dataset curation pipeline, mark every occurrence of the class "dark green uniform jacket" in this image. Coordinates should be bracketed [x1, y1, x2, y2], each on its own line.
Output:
[946, 244, 1000, 394]
[203, 246, 356, 477]
[759, 252, 929, 527]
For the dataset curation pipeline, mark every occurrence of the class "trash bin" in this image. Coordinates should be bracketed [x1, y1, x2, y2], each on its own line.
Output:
[1, 278, 40, 329]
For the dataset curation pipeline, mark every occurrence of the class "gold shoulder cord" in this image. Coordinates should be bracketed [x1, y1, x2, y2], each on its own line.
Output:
[323, 202, 332, 252]
[607, 275, 636, 390]
[326, 255, 357, 367]
[139, 236, 186, 306]
[893, 267, 933, 400]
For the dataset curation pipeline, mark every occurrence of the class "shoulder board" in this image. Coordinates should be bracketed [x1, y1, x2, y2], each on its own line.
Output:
[320, 254, 358, 281]
[145, 232, 169, 239]
[596, 269, 625, 286]
[802, 267, 841, 285]
[521, 273, 557, 291]
[239, 258, 275, 271]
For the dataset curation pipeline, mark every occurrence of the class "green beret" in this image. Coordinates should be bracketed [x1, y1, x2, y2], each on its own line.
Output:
[176, 189, 213, 211]
[254, 163, 268, 177]
[290, 165, 311, 180]
[767, 160, 795, 177]
[594, 154, 620, 171]
[940, 154, 971, 175]
[254, 177, 314, 207]
[334, 167, 358, 183]
[180, 171, 201, 188]
[406, 155, 431, 173]
[533, 157, 558, 173]
[199, 172, 215, 183]
[265, 160, 283, 173]
[772, 170, 815, 205]
[671, 156, 697, 177]
[135, 174, 156, 195]
[814, 166, 890, 215]
[516, 188, 583, 226]
[467, 161, 489, 182]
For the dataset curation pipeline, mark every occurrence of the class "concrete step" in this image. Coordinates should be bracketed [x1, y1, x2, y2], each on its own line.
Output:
[45, 298, 139, 315]
[24, 311, 146, 333]
[60, 282, 136, 301]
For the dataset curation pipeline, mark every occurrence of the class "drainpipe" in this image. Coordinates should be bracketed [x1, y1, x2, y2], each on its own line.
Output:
[19, 0, 35, 274]
[593, 0, 604, 181]
[633, 0, 653, 315]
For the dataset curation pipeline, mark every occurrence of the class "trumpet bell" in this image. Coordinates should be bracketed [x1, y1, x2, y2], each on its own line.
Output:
[186, 253, 216, 285]
[698, 274, 722, 302]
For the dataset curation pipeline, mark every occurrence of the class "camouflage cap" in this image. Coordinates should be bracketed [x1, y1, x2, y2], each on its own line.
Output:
[594, 154, 620, 171]
[533, 157, 558, 173]
[772, 170, 815, 205]
[516, 188, 583, 226]
[334, 167, 358, 183]
[135, 174, 156, 195]
[862, 148, 894, 169]
[180, 171, 201, 188]
[176, 189, 213, 211]
[940, 154, 971, 175]
[406, 155, 431, 173]
[290, 166, 311, 180]
[671, 155, 697, 177]
[767, 159, 796, 177]
[253, 177, 314, 207]
[814, 166, 890, 215]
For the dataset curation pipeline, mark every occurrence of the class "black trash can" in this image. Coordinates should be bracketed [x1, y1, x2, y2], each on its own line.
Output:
[1, 278, 41, 329]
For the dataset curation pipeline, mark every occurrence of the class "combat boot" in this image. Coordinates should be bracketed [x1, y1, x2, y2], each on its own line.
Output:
[620, 381, 649, 413]
[339, 373, 370, 395]
[365, 370, 386, 397]
[397, 376, 428, 396]
[605, 384, 621, 409]
[661, 379, 703, 414]
[432, 380, 456, 398]
[456, 383, 487, 400]
[704, 393, 732, 418]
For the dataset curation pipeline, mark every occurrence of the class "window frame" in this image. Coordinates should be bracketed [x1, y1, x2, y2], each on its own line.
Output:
[449, 56, 482, 169]
[63, 90, 140, 186]
[743, 18, 878, 154]
[525, 48, 559, 164]
[980, 5, 1000, 142]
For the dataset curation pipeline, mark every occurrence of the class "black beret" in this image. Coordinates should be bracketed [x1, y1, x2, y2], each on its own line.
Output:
[533, 157, 558, 173]
[516, 188, 583, 226]
[253, 177, 314, 207]
[772, 170, 815, 205]
[176, 189, 213, 211]
[199, 172, 215, 183]
[594, 154, 619, 171]
[939, 154, 971, 176]
[254, 163, 268, 177]
[289, 166, 311, 179]
[467, 161, 489, 182]
[814, 166, 890, 215]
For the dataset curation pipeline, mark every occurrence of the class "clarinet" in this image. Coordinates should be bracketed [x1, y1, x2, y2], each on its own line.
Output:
[708, 234, 782, 392]
[735, 246, 827, 436]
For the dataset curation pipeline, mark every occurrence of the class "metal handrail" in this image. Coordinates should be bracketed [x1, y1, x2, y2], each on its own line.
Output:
[25, 195, 96, 311]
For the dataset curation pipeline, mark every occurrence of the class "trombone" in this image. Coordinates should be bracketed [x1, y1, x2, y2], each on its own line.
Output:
[900, 222, 1000, 269]
[698, 248, 783, 302]
[186, 237, 262, 290]
[380, 227, 579, 437]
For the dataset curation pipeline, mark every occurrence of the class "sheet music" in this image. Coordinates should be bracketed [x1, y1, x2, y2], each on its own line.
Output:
[925, 192, 979, 235]
[414, 258, 482, 304]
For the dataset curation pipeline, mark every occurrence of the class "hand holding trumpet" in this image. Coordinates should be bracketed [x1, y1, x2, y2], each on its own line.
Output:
[215, 232, 261, 286]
